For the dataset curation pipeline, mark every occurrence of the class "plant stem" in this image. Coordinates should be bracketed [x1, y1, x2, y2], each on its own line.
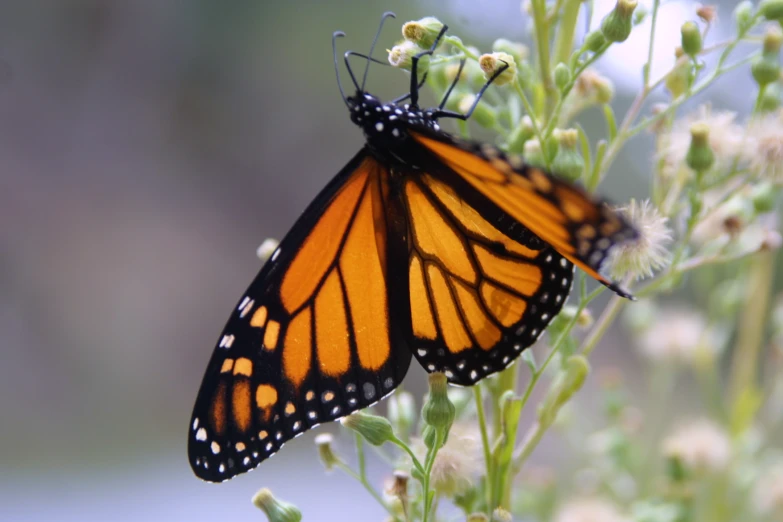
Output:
[581, 292, 627, 357]
[336, 438, 397, 521]
[728, 249, 776, 428]
[552, 0, 582, 67]
[530, 0, 555, 114]
[474, 384, 494, 513]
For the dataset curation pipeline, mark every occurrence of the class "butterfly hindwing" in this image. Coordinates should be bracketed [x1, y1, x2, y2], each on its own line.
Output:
[410, 130, 637, 297]
[400, 173, 574, 385]
[188, 150, 412, 482]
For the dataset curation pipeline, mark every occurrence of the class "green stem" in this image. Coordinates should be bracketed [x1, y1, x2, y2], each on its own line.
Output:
[421, 429, 445, 522]
[728, 250, 776, 428]
[530, 0, 555, 114]
[581, 291, 627, 357]
[336, 441, 397, 521]
[552, 0, 583, 67]
[643, 0, 661, 87]
[512, 80, 552, 169]
[473, 384, 493, 513]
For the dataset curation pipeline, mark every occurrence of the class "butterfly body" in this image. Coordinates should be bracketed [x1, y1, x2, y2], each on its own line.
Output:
[188, 20, 637, 483]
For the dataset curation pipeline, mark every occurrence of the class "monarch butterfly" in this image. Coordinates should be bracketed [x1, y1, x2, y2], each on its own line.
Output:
[189, 13, 637, 482]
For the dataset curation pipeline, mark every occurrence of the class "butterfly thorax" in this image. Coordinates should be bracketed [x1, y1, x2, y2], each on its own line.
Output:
[348, 92, 440, 165]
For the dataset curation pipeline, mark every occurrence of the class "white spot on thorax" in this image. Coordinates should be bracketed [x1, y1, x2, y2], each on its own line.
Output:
[375, 122, 384, 131]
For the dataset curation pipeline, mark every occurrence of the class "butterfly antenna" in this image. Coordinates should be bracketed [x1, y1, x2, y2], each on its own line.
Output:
[438, 58, 466, 109]
[343, 51, 361, 92]
[361, 11, 395, 91]
[332, 31, 351, 107]
[345, 51, 388, 67]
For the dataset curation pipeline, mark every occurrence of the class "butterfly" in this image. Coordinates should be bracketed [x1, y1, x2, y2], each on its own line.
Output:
[188, 13, 637, 482]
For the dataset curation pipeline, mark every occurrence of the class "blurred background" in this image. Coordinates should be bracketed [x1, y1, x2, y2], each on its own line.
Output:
[0, 0, 752, 520]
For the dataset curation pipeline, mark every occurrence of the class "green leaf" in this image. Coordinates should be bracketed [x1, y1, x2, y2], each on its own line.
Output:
[602, 103, 618, 143]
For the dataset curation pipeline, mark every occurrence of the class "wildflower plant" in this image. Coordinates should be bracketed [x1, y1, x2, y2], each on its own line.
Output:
[254, 2, 783, 521]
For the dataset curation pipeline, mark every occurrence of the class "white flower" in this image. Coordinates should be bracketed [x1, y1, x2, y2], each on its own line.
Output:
[662, 419, 731, 472]
[744, 110, 783, 183]
[753, 464, 783, 517]
[411, 422, 482, 496]
[607, 199, 672, 281]
[554, 497, 629, 522]
[657, 105, 744, 173]
[637, 308, 712, 364]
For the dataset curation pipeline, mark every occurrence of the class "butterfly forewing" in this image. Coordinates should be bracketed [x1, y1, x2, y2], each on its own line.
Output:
[410, 130, 637, 297]
[189, 150, 412, 482]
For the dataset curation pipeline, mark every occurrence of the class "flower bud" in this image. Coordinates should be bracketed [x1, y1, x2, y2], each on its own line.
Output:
[551, 128, 584, 181]
[492, 38, 529, 65]
[681, 21, 703, 57]
[402, 17, 444, 49]
[252, 488, 302, 522]
[685, 123, 715, 173]
[584, 30, 607, 52]
[697, 5, 718, 24]
[761, 0, 783, 22]
[387, 391, 416, 441]
[633, 4, 648, 25]
[734, 1, 755, 34]
[752, 26, 783, 87]
[458, 93, 497, 128]
[314, 433, 339, 470]
[388, 40, 429, 73]
[422, 373, 455, 431]
[751, 182, 777, 213]
[523, 138, 546, 168]
[257, 238, 279, 262]
[340, 412, 395, 446]
[506, 115, 536, 153]
[478, 52, 518, 86]
[600, 0, 639, 43]
[665, 56, 695, 98]
[553, 62, 571, 91]
[758, 81, 781, 112]
[537, 355, 590, 427]
[467, 514, 490, 522]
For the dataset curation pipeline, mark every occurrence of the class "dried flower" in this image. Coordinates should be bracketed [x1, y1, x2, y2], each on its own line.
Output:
[744, 110, 783, 183]
[554, 497, 629, 522]
[697, 5, 718, 24]
[753, 464, 783, 517]
[314, 433, 339, 470]
[411, 422, 482, 496]
[638, 308, 712, 364]
[574, 69, 614, 104]
[662, 419, 731, 472]
[607, 199, 672, 281]
[657, 105, 744, 174]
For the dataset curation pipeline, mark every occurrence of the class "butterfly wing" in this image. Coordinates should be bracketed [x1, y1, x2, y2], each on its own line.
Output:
[188, 149, 412, 482]
[410, 130, 637, 297]
[400, 172, 574, 385]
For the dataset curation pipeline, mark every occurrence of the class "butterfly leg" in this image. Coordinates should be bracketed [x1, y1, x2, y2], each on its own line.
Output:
[391, 73, 428, 104]
[409, 25, 449, 108]
[432, 61, 510, 121]
[438, 58, 467, 109]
